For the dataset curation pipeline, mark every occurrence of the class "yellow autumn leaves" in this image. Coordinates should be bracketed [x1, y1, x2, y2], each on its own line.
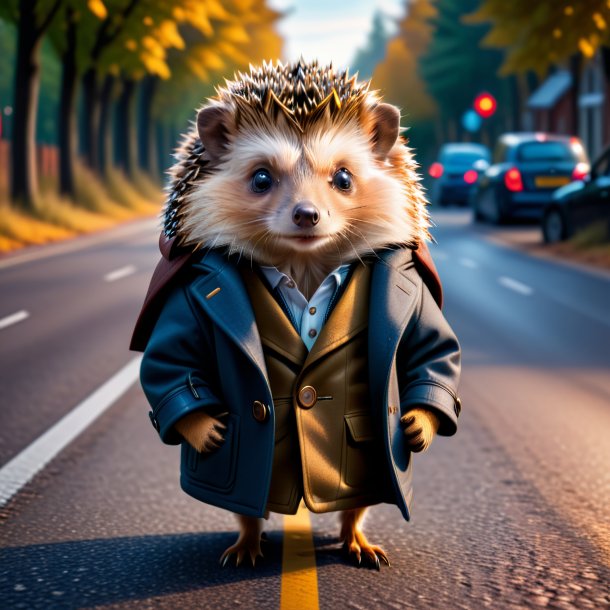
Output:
[85, 0, 281, 83]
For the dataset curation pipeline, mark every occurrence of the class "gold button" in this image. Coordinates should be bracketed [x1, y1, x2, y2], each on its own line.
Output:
[252, 400, 269, 422]
[309, 306, 317, 315]
[308, 328, 317, 338]
[298, 385, 317, 408]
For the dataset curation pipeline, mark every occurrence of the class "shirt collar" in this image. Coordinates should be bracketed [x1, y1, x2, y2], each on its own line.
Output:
[259, 263, 351, 292]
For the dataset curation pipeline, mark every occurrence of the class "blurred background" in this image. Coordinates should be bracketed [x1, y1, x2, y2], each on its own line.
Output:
[1, 0, 609, 252]
[1, 3, 609, 608]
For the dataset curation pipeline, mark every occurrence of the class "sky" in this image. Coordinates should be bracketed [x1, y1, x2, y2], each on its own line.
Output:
[267, 0, 406, 68]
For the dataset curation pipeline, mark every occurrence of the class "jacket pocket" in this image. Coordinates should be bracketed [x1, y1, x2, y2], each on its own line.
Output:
[182, 413, 240, 492]
[343, 413, 377, 488]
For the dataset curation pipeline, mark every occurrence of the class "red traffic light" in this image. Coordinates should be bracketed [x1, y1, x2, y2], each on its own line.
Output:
[473, 92, 497, 118]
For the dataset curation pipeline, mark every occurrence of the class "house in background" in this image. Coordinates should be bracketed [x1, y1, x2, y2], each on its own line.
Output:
[526, 53, 609, 160]
[526, 70, 574, 135]
[579, 52, 609, 161]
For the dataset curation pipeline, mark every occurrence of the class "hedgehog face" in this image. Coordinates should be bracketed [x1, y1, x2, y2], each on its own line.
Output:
[186, 117, 408, 262]
[171, 60, 430, 272]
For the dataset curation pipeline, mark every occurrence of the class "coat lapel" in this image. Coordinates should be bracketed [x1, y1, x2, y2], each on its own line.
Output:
[189, 252, 268, 378]
[368, 249, 419, 406]
[304, 263, 371, 369]
[240, 267, 308, 367]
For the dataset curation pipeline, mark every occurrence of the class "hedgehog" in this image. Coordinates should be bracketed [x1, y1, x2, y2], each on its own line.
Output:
[134, 59, 461, 570]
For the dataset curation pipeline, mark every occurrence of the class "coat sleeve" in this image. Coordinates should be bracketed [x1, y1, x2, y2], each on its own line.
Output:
[140, 279, 222, 445]
[397, 277, 461, 436]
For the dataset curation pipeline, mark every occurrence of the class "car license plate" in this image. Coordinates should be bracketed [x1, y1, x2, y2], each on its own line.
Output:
[535, 176, 570, 188]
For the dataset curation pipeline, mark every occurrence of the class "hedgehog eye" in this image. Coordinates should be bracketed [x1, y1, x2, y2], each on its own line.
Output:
[332, 168, 353, 192]
[251, 168, 274, 194]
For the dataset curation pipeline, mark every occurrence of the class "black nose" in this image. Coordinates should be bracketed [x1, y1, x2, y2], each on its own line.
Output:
[292, 203, 320, 228]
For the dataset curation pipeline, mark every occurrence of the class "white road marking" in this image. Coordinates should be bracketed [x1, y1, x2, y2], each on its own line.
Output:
[459, 257, 479, 269]
[499, 276, 533, 296]
[0, 310, 30, 330]
[0, 356, 142, 507]
[104, 265, 136, 282]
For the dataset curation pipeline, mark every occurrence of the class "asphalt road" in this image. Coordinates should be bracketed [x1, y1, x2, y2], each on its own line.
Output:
[0, 211, 609, 609]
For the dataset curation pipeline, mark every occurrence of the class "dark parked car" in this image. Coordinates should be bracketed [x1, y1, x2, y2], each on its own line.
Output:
[473, 133, 590, 224]
[541, 146, 610, 243]
[428, 143, 491, 206]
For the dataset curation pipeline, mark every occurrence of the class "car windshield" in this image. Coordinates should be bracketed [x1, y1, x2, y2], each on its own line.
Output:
[516, 141, 583, 162]
[440, 151, 488, 166]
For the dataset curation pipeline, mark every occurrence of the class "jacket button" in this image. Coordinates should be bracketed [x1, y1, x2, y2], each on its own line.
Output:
[148, 411, 160, 432]
[298, 385, 317, 408]
[454, 397, 462, 417]
[252, 400, 269, 422]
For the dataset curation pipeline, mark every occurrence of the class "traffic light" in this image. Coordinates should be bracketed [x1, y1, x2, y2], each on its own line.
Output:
[473, 92, 497, 119]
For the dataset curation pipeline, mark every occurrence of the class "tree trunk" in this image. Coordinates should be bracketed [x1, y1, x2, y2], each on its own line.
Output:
[156, 121, 170, 178]
[137, 75, 159, 179]
[600, 46, 610, 83]
[569, 53, 582, 136]
[79, 0, 140, 173]
[509, 75, 522, 131]
[525, 71, 539, 96]
[98, 74, 116, 176]
[115, 78, 137, 177]
[58, 6, 78, 197]
[81, 68, 101, 170]
[10, 0, 42, 209]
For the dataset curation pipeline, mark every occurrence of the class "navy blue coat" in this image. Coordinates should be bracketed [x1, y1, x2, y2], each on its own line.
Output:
[139, 247, 461, 519]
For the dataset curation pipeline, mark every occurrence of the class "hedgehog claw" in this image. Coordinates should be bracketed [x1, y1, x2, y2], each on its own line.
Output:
[340, 508, 390, 571]
[219, 515, 264, 568]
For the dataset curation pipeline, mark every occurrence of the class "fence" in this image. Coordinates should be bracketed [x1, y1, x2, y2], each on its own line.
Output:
[0, 141, 59, 196]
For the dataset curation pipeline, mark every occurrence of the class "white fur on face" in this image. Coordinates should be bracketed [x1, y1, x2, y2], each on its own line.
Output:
[304, 122, 373, 179]
[225, 127, 302, 180]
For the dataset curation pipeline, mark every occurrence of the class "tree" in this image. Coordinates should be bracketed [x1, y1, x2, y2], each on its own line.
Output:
[79, 0, 140, 171]
[373, 0, 438, 122]
[150, 0, 283, 175]
[469, 1, 610, 76]
[352, 11, 392, 79]
[50, 0, 203, 188]
[420, 0, 509, 141]
[370, 0, 442, 163]
[1, 0, 62, 209]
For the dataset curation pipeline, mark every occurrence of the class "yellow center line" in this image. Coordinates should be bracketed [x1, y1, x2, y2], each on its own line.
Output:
[280, 502, 319, 610]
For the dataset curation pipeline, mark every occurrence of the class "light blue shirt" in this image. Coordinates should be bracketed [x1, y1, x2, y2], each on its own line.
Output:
[259, 264, 351, 351]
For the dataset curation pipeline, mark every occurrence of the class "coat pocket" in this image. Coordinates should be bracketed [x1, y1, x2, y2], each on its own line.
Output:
[343, 412, 377, 489]
[182, 414, 240, 492]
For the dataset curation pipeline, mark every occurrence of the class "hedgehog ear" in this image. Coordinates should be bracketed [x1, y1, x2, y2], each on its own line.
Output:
[370, 103, 401, 160]
[197, 105, 233, 160]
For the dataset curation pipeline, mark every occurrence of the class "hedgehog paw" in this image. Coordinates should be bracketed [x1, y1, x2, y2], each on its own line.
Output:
[340, 507, 390, 570]
[220, 515, 264, 567]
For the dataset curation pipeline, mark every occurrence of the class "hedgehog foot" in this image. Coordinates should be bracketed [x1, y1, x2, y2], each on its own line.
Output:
[340, 507, 390, 570]
[220, 515, 264, 567]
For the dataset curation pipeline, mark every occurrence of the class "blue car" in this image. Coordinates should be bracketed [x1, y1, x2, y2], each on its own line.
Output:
[428, 143, 491, 206]
[473, 133, 590, 224]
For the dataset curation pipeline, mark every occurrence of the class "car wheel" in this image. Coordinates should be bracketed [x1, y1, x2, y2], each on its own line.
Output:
[490, 192, 508, 225]
[543, 208, 566, 243]
[473, 194, 486, 222]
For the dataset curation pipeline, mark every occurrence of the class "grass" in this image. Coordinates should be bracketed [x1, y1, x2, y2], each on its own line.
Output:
[571, 220, 609, 248]
[0, 164, 163, 253]
[546, 220, 610, 270]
